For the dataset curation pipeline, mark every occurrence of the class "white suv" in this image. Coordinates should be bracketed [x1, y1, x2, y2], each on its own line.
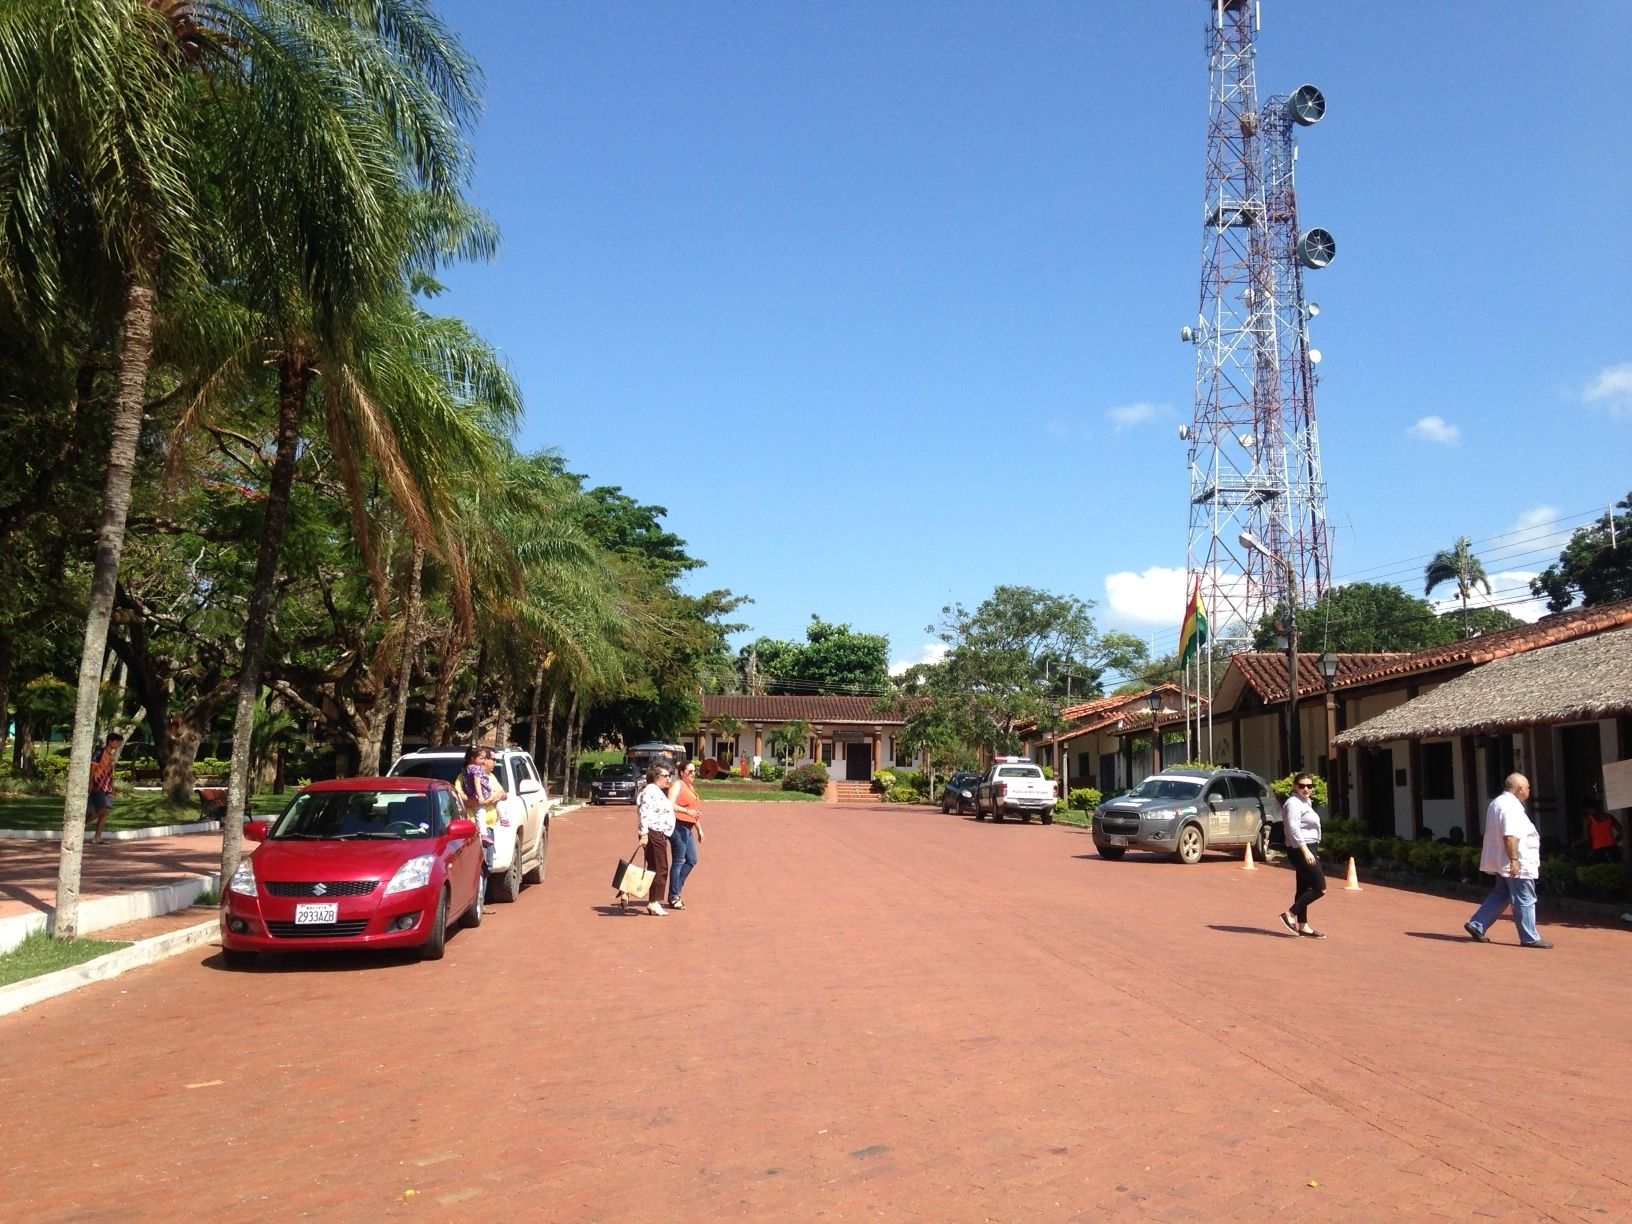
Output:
[388, 747, 551, 902]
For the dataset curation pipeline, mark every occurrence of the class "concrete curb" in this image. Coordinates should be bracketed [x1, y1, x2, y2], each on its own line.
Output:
[0, 873, 221, 955]
[0, 820, 222, 842]
[0, 917, 218, 1019]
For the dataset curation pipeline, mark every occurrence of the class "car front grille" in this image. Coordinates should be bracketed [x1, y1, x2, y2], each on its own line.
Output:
[265, 920, 371, 939]
[1100, 817, 1141, 835]
[265, 880, 377, 897]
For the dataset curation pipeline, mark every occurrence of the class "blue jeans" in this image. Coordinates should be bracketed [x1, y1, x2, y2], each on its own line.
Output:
[1468, 876, 1541, 945]
[668, 822, 698, 902]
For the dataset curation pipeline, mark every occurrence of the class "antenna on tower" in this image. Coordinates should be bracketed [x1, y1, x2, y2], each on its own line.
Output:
[1179, 0, 1335, 755]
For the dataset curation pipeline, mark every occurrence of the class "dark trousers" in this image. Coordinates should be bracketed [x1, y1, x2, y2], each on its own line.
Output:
[644, 835, 671, 906]
[1290, 851, 1326, 923]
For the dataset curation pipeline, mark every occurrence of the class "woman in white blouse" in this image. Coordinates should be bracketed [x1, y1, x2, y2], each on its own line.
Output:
[635, 763, 676, 916]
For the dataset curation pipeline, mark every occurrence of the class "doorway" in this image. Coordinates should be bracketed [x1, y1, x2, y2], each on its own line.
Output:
[844, 741, 872, 783]
[1362, 747, 1395, 836]
[1557, 723, 1604, 849]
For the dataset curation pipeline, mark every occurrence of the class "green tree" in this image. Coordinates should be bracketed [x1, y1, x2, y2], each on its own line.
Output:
[1532, 493, 1632, 612]
[1255, 583, 1446, 653]
[1424, 536, 1492, 637]
[737, 617, 889, 695]
[767, 719, 813, 765]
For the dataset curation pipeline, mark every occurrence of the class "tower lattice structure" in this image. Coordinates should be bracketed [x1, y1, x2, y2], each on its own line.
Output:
[1183, 0, 1332, 655]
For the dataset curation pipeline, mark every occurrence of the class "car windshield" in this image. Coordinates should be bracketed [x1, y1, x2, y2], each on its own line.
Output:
[271, 790, 440, 840]
[996, 766, 1042, 779]
[599, 765, 638, 780]
[391, 758, 463, 784]
[1127, 777, 1204, 801]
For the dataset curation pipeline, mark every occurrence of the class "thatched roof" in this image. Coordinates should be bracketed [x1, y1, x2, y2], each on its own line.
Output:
[1333, 624, 1632, 746]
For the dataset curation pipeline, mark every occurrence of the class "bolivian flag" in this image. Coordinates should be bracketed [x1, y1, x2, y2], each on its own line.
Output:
[1179, 580, 1207, 666]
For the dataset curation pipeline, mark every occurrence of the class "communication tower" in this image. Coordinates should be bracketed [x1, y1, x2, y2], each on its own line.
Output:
[1179, 0, 1333, 657]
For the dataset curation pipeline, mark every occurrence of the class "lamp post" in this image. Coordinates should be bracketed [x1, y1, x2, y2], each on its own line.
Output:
[1318, 651, 1339, 801]
[1147, 689, 1164, 774]
[1240, 530, 1300, 774]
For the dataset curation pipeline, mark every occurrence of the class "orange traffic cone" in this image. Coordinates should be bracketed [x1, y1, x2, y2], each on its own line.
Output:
[1241, 843, 1256, 870]
[1343, 857, 1362, 891]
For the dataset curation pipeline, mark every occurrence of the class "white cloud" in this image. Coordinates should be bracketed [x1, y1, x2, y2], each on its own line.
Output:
[1510, 504, 1570, 556]
[888, 642, 947, 676]
[1105, 566, 1188, 626]
[1106, 401, 1165, 432]
[1408, 415, 1460, 444]
[1582, 362, 1632, 416]
[1429, 570, 1547, 624]
[1044, 417, 1071, 438]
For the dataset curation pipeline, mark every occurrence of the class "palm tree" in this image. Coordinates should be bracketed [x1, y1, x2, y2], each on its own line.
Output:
[1425, 536, 1492, 637]
[768, 719, 813, 766]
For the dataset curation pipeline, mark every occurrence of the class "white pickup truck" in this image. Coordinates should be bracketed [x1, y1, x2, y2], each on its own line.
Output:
[973, 757, 1059, 824]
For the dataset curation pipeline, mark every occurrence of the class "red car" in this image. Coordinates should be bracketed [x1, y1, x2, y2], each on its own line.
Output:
[220, 776, 483, 967]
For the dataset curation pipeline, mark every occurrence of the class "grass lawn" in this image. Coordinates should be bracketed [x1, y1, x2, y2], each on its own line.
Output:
[0, 931, 131, 987]
[695, 783, 821, 803]
[0, 790, 286, 832]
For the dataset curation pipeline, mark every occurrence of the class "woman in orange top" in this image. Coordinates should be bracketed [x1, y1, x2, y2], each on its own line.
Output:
[666, 760, 704, 909]
[1576, 803, 1622, 865]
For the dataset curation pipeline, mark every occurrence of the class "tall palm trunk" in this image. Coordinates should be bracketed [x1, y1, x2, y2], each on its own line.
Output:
[560, 688, 580, 800]
[540, 685, 558, 782]
[389, 541, 425, 764]
[526, 658, 547, 761]
[53, 278, 155, 940]
[221, 353, 314, 884]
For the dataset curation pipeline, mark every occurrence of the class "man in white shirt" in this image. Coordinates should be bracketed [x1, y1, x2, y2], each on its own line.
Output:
[1463, 773, 1551, 948]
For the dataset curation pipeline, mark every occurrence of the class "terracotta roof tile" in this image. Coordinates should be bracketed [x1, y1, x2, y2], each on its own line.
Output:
[699, 694, 909, 725]
[1231, 653, 1402, 703]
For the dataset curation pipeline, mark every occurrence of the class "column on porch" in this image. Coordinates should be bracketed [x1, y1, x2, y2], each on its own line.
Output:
[870, 728, 880, 777]
[753, 725, 763, 763]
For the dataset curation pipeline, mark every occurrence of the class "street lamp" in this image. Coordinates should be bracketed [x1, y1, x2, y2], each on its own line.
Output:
[1318, 650, 1339, 780]
[1147, 689, 1164, 773]
[1239, 530, 1300, 773]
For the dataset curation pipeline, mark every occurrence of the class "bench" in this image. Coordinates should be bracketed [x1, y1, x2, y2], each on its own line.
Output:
[194, 786, 228, 819]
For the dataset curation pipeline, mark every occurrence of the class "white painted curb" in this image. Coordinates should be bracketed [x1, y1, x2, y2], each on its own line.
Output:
[0, 917, 218, 1018]
[0, 820, 222, 842]
[0, 873, 221, 955]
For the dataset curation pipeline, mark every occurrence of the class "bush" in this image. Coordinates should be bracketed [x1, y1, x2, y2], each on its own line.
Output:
[872, 769, 895, 793]
[32, 752, 69, 791]
[1540, 857, 1577, 896]
[1576, 861, 1630, 901]
[1068, 787, 1102, 812]
[886, 784, 917, 804]
[782, 762, 829, 795]
[752, 760, 784, 782]
[892, 770, 931, 799]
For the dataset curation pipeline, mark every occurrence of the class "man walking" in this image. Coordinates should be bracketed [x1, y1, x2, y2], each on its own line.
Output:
[87, 732, 125, 845]
[1464, 772, 1552, 949]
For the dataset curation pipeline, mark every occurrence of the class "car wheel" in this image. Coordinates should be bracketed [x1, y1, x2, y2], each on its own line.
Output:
[222, 947, 257, 969]
[462, 874, 485, 929]
[1255, 819, 1272, 862]
[1041, 810, 1054, 826]
[489, 850, 523, 903]
[1175, 823, 1205, 865]
[1021, 812, 1033, 823]
[940, 796, 951, 814]
[523, 820, 549, 885]
[1096, 845, 1126, 860]
[421, 888, 449, 960]
[991, 805, 1004, 823]
[974, 807, 986, 820]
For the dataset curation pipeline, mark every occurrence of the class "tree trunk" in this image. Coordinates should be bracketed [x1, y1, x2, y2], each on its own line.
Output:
[0, 631, 10, 755]
[469, 641, 488, 740]
[561, 688, 580, 799]
[428, 625, 462, 745]
[568, 703, 587, 800]
[222, 354, 313, 885]
[162, 722, 206, 802]
[526, 658, 547, 761]
[54, 278, 155, 939]
[541, 685, 559, 781]
[492, 675, 514, 749]
[388, 541, 424, 764]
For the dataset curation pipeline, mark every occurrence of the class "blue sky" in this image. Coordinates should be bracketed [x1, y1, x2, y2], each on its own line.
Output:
[434, 1, 1632, 679]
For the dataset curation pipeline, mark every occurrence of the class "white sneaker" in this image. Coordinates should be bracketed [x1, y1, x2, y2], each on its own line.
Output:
[647, 901, 667, 916]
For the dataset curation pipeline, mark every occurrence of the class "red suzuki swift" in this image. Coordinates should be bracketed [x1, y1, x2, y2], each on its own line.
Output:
[220, 777, 483, 967]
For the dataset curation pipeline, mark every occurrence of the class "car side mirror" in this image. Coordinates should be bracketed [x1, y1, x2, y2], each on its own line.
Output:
[1207, 796, 1222, 810]
[517, 778, 543, 796]
[446, 817, 478, 841]
[243, 820, 269, 842]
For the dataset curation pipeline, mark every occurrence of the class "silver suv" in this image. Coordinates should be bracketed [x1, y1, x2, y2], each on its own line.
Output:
[388, 747, 551, 902]
[1092, 767, 1276, 864]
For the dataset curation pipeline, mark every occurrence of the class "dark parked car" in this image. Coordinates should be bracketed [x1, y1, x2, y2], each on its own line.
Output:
[590, 763, 641, 805]
[1091, 767, 1277, 864]
[939, 771, 984, 814]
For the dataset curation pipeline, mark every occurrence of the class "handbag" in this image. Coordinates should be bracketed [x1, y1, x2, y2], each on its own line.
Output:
[612, 847, 655, 900]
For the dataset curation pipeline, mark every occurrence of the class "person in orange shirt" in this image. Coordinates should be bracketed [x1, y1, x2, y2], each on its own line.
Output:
[665, 760, 704, 910]
[1575, 801, 1622, 865]
[87, 733, 125, 845]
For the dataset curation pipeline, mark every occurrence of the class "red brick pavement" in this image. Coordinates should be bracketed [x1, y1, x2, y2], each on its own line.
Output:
[2, 801, 1629, 1221]
[0, 834, 224, 921]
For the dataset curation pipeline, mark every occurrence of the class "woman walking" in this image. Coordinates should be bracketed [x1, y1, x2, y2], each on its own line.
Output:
[636, 762, 675, 916]
[666, 760, 704, 909]
[1280, 773, 1326, 938]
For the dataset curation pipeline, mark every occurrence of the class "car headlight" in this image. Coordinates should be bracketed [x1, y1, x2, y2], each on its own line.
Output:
[229, 859, 257, 897]
[384, 855, 435, 895]
[1143, 809, 1177, 822]
[959, 790, 972, 799]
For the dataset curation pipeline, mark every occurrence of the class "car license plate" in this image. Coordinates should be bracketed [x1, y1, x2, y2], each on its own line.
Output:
[1106, 834, 1129, 847]
[295, 902, 338, 924]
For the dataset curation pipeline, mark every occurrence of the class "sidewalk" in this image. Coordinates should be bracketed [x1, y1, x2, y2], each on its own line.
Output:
[0, 831, 224, 952]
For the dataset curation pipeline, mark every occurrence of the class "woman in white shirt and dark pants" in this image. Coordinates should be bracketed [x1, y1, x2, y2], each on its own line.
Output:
[635, 763, 676, 916]
[1280, 773, 1326, 938]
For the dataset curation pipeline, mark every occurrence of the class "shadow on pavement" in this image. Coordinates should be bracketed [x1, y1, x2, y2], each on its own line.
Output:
[1207, 924, 1291, 939]
[1403, 931, 1476, 943]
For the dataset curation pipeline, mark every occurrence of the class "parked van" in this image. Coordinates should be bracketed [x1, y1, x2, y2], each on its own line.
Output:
[625, 742, 689, 775]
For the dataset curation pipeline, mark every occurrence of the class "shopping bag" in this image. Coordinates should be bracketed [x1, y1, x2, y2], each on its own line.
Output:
[612, 854, 655, 900]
